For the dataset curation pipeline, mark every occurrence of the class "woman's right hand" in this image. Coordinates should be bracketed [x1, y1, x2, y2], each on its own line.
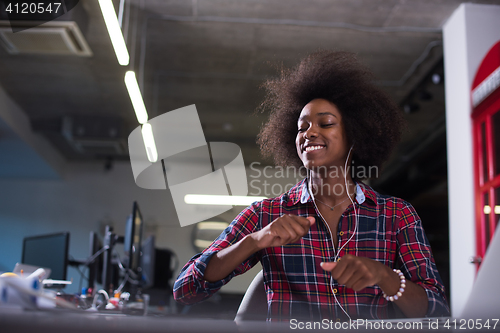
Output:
[250, 215, 315, 250]
[203, 215, 315, 283]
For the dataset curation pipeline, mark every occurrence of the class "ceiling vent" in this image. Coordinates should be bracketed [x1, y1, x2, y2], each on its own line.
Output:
[62, 116, 126, 156]
[0, 20, 92, 56]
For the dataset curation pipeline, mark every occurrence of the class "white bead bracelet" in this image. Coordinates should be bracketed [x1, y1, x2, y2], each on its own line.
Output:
[382, 269, 406, 302]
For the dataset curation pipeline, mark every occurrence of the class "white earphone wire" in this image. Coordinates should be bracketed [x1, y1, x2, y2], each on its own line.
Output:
[308, 144, 357, 320]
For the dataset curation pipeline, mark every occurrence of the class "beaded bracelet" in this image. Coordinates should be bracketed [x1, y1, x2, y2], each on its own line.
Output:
[382, 269, 406, 302]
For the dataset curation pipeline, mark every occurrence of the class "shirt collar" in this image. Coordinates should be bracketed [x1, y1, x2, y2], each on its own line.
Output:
[287, 178, 377, 206]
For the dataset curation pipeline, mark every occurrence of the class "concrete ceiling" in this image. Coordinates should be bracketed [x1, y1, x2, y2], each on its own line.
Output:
[0, 0, 499, 185]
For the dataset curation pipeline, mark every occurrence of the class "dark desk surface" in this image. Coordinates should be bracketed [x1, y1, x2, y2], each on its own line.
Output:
[1, 307, 496, 333]
[0, 306, 266, 333]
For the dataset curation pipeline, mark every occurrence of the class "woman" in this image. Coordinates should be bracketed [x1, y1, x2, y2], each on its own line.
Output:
[173, 51, 449, 321]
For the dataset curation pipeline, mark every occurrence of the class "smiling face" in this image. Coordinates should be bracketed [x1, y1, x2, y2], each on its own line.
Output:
[295, 98, 351, 171]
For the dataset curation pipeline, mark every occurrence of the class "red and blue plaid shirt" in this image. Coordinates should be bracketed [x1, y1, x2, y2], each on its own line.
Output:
[173, 179, 449, 321]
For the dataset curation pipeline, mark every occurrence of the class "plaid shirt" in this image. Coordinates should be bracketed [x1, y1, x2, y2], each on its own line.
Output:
[173, 179, 449, 321]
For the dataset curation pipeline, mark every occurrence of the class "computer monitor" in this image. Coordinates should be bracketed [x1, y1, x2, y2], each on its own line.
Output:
[22, 232, 69, 281]
[144, 247, 178, 306]
[124, 201, 144, 275]
[153, 248, 178, 290]
[88, 231, 103, 290]
[140, 235, 155, 289]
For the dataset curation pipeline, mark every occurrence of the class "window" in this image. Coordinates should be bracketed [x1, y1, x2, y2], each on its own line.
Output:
[471, 40, 500, 267]
[472, 86, 500, 263]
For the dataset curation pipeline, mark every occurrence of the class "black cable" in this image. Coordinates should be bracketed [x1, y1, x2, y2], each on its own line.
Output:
[69, 254, 89, 293]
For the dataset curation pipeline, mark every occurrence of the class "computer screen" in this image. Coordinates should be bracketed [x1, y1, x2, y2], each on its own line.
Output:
[140, 235, 155, 289]
[22, 232, 69, 281]
[88, 231, 103, 289]
[124, 201, 144, 274]
[153, 248, 177, 290]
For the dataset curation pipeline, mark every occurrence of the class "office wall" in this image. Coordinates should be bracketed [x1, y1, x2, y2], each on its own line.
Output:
[443, 3, 500, 317]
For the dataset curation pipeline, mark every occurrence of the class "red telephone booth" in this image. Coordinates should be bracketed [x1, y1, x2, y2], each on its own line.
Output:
[472, 40, 500, 265]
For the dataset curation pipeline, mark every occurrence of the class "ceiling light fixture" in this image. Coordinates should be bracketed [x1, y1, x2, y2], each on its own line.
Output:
[184, 194, 268, 206]
[98, 0, 129, 66]
[141, 123, 158, 163]
[124, 71, 148, 124]
[196, 222, 230, 230]
[432, 73, 442, 85]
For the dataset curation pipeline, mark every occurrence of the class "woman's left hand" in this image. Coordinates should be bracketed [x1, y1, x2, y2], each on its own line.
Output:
[321, 254, 429, 317]
[320, 254, 390, 291]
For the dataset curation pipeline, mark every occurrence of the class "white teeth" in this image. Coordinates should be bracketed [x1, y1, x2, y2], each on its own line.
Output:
[305, 146, 324, 152]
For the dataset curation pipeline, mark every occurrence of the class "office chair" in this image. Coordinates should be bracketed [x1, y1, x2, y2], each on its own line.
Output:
[234, 269, 267, 321]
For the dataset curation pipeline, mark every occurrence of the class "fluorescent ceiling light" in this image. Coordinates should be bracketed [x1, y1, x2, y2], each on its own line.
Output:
[98, 0, 129, 66]
[141, 122, 158, 163]
[124, 71, 148, 124]
[194, 239, 213, 249]
[184, 194, 267, 206]
[196, 222, 229, 230]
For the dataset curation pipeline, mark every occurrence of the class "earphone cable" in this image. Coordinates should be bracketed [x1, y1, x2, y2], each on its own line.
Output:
[308, 145, 357, 320]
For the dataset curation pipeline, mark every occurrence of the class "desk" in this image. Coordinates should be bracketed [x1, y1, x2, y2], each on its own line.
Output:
[0, 307, 268, 333]
[0, 307, 494, 333]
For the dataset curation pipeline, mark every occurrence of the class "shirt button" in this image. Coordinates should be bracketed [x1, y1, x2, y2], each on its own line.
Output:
[339, 231, 344, 236]
[336, 318, 341, 322]
[333, 288, 338, 294]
